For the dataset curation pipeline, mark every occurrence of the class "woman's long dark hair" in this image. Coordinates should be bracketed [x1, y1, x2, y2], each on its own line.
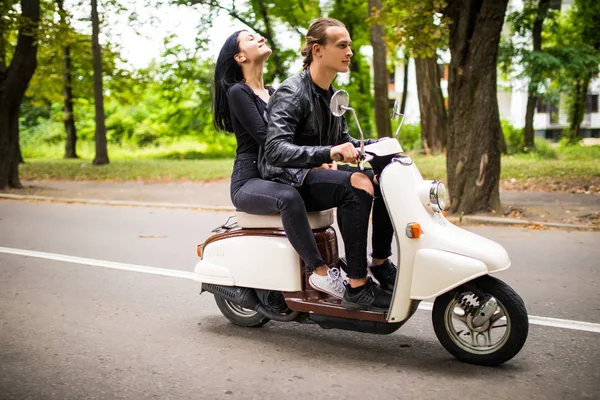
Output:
[213, 30, 245, 132]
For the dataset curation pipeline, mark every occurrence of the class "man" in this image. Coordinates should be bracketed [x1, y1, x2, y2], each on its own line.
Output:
[261, 18, 396, 311]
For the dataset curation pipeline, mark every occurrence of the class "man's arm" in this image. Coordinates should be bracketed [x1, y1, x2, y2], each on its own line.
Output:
[264, 85, 332, 168]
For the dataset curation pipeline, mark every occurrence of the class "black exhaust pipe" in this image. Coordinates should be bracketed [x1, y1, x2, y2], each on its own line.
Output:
[202, 283, 299, 322]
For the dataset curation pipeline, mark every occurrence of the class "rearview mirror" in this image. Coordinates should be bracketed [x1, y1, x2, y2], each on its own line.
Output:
[391, 99, 401, 119]
[330, 90, 349, 117]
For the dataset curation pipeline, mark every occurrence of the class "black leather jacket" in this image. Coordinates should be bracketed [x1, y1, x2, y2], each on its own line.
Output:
[260, 69, 374, 187]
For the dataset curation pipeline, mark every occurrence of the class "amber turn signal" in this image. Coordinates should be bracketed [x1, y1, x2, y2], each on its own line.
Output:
[197, 244, 203, 258]
[441, 211, 447, 218]
[405, 223, 422, 239]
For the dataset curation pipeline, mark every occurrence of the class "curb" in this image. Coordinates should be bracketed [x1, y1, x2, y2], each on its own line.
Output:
[447, 215, 599, 231]
[2, 193, 598, 231]
[0, 193, 236, 212]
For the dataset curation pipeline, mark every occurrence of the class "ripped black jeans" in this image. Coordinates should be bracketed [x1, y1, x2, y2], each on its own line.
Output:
[231, 154, 326, 271]
[297, 164, 394, 279]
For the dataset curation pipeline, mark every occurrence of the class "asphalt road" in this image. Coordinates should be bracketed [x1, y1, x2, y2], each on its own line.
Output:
[1, 200, 599, 400]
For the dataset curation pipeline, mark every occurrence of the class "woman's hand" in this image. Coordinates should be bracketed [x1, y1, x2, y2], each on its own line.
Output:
[316, 161, 338, 170]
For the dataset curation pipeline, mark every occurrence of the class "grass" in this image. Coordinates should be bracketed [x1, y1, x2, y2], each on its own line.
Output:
[18, 139, 600, 183]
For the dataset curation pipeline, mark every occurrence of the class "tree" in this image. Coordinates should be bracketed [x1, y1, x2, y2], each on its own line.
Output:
[558, 0, 600, 142]
[500, 0, 553, 152]
[91, 0, 108, 165]
[56, 0, 78, 158]
[368, 0, 391, 138]
[444, 0, 508, 214]
[0, 0, 41, 189]
[377, 0, 448, 153]
[179, 0, 320, 83]
[330, 0, 373, 137]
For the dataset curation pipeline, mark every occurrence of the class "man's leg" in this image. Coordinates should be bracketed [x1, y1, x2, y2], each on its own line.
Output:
[337, 164, 397, 291]
[299, 169, 391, 310]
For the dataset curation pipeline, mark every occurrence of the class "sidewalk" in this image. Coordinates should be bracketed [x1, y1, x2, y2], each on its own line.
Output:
[1, 180, 599, 230]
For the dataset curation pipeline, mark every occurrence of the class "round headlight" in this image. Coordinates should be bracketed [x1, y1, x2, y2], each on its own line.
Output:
[430, 180, 449, 211]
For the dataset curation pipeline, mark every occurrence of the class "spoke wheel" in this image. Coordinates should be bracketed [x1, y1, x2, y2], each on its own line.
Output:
[214, 295, 270, 328]
[432, 275, 528, 366]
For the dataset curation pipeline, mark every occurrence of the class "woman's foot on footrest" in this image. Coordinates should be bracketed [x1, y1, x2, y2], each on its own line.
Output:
[308, 267, 346, 299]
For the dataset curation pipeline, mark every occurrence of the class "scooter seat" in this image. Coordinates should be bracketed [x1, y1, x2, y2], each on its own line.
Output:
[236, 209, 334, 230]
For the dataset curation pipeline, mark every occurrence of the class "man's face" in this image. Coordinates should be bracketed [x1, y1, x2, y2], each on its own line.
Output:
[316, 26, 353, 73]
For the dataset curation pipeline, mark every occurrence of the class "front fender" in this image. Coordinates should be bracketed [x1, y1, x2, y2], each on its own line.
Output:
[409, 249, 488, 300]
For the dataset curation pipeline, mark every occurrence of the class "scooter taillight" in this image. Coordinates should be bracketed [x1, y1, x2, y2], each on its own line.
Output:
[197, 244, 203, 258]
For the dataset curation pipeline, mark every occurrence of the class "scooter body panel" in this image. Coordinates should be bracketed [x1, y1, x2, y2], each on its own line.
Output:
[195, 235, 302, 291]
[409, 249, 487, 300]
[380, 160, 511, 322]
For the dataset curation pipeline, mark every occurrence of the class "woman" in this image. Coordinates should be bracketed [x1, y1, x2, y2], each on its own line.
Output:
[212, 30, 345, 298]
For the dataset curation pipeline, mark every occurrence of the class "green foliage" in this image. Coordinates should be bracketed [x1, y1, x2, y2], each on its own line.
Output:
[377, 0, 449, 58]
[501, 120, 557, 158]
[331, 0, 373, 137]
[501, 120, 524, 155]
[396, 122, 422, 151]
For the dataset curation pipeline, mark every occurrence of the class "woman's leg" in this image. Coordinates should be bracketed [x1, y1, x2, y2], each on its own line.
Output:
[298, 169, 373, 281]
[232, 179, 326, 272]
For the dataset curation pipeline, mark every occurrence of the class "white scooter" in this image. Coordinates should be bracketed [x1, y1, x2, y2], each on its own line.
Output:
[194, 91, 528, 366]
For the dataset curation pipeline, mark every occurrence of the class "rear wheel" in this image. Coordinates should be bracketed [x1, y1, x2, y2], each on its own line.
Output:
[214, 295, 270, 328]
[432, 275, 528, 366]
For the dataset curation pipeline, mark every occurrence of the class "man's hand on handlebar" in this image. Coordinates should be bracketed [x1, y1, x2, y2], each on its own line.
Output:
[330, 143, 359, 164]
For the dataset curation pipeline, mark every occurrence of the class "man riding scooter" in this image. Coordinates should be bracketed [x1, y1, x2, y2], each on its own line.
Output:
[261, 18, 396, 311]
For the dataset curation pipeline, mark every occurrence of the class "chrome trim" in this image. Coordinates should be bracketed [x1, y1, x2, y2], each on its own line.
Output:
[430, 180, 442, 212]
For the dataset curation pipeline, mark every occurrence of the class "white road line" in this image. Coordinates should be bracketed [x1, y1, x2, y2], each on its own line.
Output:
[0, 246, 197, 281]
[2, 246, 599, 335]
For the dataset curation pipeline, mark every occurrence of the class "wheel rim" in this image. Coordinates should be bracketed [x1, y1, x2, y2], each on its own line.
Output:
[444, 291, 511, 355]
[223, 300, 259, 318]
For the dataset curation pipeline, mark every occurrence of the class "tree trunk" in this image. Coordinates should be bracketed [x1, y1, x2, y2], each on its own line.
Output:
[369, 0, 391, 138]
[62, 45, 78, 158]
[57, 0, 78, 158]
[568, 76, 591, 143]
[523, 94, 537, 150]
[400, 53, 409, 114]
[0, 0, 40, 190]
[91, 0, 109, 165]
[444, 0, 508, 214]
[415, 56, 447, 155]
[523, 0, 551, 150]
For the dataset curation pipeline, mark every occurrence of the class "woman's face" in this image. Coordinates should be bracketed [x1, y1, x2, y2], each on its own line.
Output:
[236, 31, 272, 64]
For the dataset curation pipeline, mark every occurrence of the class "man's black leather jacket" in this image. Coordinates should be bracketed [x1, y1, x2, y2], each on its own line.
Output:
[260, 69, 375, 187]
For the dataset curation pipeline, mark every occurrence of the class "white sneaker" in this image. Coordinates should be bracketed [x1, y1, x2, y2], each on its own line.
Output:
[309, 267, 346, 299]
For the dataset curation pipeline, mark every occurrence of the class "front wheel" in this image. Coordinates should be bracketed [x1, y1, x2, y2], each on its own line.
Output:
[214, 295, 270, 328]
[432, 275, 528, 366]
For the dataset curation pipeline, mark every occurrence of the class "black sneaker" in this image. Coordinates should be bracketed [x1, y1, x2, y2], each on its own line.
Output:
[341, 277, 392, 312]
[369, 260, 397, 291]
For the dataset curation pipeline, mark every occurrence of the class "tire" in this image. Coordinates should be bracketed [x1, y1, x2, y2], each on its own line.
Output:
[214, 295, 270, 328]
[432, 275, 528, 366]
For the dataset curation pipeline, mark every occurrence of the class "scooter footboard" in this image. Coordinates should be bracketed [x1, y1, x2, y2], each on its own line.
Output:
[409, 249, 488, 300]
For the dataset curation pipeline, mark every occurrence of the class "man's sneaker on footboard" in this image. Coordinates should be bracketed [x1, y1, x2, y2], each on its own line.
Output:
[341, 277, 392, 312]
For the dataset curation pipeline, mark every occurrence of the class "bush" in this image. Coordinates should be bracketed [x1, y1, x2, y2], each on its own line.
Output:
[501, 119, 523, 154]
[397, 122, 422, 151]
[533, 137, 558, 159]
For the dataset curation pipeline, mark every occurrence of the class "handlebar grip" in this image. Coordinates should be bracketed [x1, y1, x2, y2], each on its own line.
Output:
[332, 154, 344, 162]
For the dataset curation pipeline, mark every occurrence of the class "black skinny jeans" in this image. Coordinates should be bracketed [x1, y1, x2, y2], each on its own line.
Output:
[297, 165, 394, 279]
[230, 154, 326, 271]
